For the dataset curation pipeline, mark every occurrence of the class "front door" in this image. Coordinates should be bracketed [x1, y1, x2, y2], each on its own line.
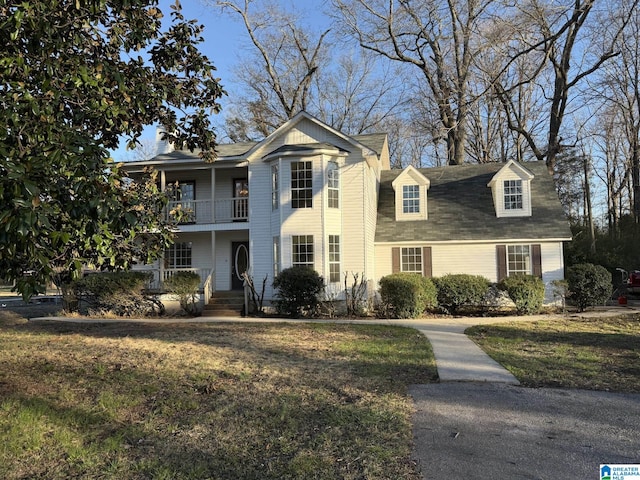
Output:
[231, 241, 249, 290]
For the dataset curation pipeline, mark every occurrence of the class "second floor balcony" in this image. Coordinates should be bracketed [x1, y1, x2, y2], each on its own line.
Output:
[166, 196, 248, 225]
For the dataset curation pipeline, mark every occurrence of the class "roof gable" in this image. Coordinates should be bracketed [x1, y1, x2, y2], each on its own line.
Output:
[487, 160, 534, 187]
[245, 111, 377, 162]
[391, 165, 430, 190]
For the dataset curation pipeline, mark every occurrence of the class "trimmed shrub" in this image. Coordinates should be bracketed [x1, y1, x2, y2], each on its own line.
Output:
[73, 271, 162, 316]
[498, 274, 545, 315]
[434, 274, 490, 314]
[273, 267, 325, 318]
[164, 271, 201, 315]
[378, 273, 437, 319]
[566, 263, 612, 312]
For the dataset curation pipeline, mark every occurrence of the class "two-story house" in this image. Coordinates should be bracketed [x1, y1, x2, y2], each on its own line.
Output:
[124, 111, 571, 312]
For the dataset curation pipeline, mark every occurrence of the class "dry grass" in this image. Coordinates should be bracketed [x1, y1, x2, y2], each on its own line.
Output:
[466, 314, 640, 393]
[0, 308, 436, 480]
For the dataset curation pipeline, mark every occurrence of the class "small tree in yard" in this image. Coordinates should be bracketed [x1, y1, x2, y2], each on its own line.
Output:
[566, 263, 612, 312]
[164, 272, 201, 316]
[273, 267, 324, 318]
[0, 0, 222, 300]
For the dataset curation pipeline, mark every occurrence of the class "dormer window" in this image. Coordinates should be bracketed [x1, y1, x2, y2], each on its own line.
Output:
[504, 179, 523, 210]
[403, 185, 420, 213]
[488, 160, 534, 218]
[392, 165, 430, 221]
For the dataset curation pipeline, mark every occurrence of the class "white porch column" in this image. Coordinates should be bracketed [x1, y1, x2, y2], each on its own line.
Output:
[210, 166, 216, 223]
[159, 169, 166, 288]
[210, 230, 216, 292]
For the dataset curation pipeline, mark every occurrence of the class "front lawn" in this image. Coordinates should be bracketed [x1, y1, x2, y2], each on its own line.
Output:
[466, 314, 640, 393]
[0, 311, 437, 480]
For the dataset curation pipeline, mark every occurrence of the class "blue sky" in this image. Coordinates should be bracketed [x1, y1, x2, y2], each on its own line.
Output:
[112, 0, 328, 160]
[112, 0, 243, 160]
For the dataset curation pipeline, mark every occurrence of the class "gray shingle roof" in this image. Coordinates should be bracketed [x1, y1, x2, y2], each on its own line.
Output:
[149, 140, 257, 162]
[133, 133, 384, 164]
[375, 161, 572, 243]
[353, 133, 387, 155]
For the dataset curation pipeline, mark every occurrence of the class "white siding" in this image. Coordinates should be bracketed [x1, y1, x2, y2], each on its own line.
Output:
[375, 241, 566, 303]
[540, 242, 565, 300]
[248, 156, 275, 297]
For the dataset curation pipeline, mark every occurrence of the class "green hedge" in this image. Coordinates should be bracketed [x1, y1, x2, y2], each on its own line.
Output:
[72, 271, 162, 316]
[378, 273, 437, 319]
[499, 274, 545, 315]
[434, 274, 490, 314]
[566, 263, 612, 312]
[273, 267, 325, 318]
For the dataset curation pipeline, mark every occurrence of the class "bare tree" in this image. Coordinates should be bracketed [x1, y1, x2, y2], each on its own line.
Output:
[333, 0, 496, 165]
[215, 0, 330, 139]
[120, 138, 158, 162]
[490, 0, 637, 174]
[212, 0, 409, 155]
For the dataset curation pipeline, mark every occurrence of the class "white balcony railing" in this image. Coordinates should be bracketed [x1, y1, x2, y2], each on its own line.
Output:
[144, 268, 213, 291]
[166, 197, 248, 224]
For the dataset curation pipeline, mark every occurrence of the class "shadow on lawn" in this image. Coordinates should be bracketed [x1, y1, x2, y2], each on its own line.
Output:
[467, 323, 639, 352]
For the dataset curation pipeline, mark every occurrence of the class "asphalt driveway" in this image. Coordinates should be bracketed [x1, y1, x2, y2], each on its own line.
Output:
[410, 382, 640, 479]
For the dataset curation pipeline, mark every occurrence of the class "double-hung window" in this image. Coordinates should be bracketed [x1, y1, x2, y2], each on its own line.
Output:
[328, 235, 340, 282]
[166, 242, 192, 268]
[292, 235, 314, 268]
[273, 236, 280, 278]
[401, 247, 422, 274]
[507, 245, 530, 276]
[291, 161, 312, 208]
[503, 180, 523, 210]
[328, 162, 339, 208]
[271, 164, 279, 210]
[402, 185, 420, 213]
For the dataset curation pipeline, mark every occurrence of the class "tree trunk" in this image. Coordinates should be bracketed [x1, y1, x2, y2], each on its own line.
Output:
[583, 155, 596, 254]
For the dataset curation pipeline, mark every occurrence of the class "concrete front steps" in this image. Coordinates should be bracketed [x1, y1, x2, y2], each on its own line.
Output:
[203, 291, 244, 317]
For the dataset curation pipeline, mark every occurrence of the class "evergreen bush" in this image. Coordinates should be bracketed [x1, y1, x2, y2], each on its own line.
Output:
[273, 267, 325, 318]
[378, 273, 437, 319]
[498, 274, 545, 315]
[566, 263, 612, 312]
[164, 271, 202, 316]
[434, 274, 490, 314]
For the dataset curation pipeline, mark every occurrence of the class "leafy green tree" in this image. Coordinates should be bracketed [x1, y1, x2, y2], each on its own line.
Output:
[0, 0, 223, 298]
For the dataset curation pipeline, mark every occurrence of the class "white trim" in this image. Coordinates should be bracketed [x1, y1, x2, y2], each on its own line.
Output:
[244, 111, 377, 161]
[377, 237, 571, 246]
